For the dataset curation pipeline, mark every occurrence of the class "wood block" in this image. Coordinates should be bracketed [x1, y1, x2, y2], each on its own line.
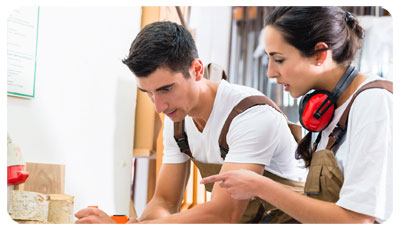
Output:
[19, 162, 65, 194]
[146, 159, 156, 203]
[47, 194, 74, 224]
[14, 220, 45, 224]
[133, 91, 156, 157]
[156, 113, 165, 179]
[8, 190, 49, 222]
[141, 6, 160, 28]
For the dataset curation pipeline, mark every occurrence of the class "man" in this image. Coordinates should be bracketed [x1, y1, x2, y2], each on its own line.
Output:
[75, 21, 306, 224]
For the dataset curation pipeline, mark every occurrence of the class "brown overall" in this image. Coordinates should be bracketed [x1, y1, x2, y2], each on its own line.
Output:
[304, 80, 393, 206]
[174, 64, 304, 223]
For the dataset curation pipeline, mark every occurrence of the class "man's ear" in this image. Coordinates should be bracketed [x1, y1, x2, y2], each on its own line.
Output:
[191, 58, 204, 81]
[314, 42, 328, 66]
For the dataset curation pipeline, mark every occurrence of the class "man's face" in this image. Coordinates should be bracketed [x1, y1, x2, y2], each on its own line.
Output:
[136, 67, 197, 122]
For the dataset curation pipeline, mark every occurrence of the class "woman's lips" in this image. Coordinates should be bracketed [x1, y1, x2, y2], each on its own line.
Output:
[283, 84, 289, 91]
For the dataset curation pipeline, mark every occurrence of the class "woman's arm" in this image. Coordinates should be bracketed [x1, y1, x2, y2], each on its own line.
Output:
[201, 170, 375, 223]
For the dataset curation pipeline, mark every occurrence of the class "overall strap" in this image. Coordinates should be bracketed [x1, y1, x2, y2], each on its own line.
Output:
[203, 63, 228, 81]
[326, 80, 393, 150]
[173, 62, 227, 159]
[174, 95, 290, 160]
[219, 95, 283, 160]
[174, 120, 193, 158]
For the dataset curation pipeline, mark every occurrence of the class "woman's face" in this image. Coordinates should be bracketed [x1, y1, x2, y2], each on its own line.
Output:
[264, 26, 317, 98]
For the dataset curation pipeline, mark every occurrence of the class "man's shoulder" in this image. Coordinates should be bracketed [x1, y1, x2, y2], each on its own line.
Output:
[215, 81, 282, 126]
[220, 80, 263, 96]
[215, 81, 265, 111]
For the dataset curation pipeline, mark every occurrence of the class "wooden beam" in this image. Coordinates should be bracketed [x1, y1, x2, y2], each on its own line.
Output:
[16, 162, 65, 194]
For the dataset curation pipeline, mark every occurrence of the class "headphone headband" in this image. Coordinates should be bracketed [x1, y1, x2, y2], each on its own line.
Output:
[330, 65, 358, 101]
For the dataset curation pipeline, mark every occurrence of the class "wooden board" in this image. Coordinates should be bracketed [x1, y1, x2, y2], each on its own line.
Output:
[8, 190, 49, 222]
[47, 194, 74, 224]
[16, 162, 65, 194]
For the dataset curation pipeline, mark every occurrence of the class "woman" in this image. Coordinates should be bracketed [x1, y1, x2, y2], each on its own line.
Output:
[201, 7, 392, 223]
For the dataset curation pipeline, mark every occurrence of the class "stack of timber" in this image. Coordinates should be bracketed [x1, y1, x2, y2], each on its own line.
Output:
[8, 190, 49, 223]
[47, 194, 74, 224]
[8, 190, 74, 224]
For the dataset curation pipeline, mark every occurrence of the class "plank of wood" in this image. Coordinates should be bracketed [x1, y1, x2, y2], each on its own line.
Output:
[17, 162, 65, 194]
[146, 159, 156, 203]
[8, 190, 49, 222]
[47, 194, 74, 224]
[15, 220, 45, 224]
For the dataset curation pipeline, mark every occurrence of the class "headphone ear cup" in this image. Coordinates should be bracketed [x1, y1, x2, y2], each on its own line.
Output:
[298, 93, 311, 120]
[299, 92, 312, 131]
[299, 90, 335, 132]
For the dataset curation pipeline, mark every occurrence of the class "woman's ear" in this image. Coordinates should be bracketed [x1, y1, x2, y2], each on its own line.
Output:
[191, 58, 204, 81]
[314, 42, 329, 66]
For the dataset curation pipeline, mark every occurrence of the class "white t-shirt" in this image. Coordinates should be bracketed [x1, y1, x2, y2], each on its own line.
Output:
[163, 80, 307, 182]
[316, 75, 392, 223]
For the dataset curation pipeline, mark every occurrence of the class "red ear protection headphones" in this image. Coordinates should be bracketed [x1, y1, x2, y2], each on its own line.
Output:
[299, 65, 358, 132]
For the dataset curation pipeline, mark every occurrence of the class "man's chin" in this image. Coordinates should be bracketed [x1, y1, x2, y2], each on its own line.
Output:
[165, 110, 186, 122]
[167, 115, 185, 123]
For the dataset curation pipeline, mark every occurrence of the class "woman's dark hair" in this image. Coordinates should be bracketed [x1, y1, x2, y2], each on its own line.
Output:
[265, 7, 365, 167]
[122, 21, 198, 78]
[265, 7, 364, 67]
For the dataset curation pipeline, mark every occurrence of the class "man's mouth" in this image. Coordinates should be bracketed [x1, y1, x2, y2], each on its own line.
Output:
[165, 109, 177, 117]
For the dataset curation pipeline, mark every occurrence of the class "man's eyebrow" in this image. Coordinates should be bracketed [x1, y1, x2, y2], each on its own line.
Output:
[155, 83, 175, 92]
[137, 83, 175, 93]
[137, 87, 147, 93]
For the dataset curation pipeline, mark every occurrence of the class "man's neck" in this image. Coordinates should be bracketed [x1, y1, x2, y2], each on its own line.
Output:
[189, 79, 220, 132]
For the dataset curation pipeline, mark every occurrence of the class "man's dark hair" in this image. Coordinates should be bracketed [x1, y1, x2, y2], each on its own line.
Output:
[122, 21, 199, 78]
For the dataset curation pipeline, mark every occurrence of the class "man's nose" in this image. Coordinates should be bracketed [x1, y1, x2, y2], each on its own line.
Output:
[153, 94, 168, 114]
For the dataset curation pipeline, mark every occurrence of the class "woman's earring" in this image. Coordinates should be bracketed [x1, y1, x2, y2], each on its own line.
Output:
[317, 63, 321, 66]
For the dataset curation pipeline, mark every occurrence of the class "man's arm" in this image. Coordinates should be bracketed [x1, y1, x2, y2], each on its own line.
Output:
[75, 157, 190, 224]
[138, 162, 264, 223]
[138, 161, 191, 221]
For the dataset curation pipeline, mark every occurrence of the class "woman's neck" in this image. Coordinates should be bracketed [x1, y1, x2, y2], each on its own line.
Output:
[316, 66, 366, 107]
[336, 73, 366, 107]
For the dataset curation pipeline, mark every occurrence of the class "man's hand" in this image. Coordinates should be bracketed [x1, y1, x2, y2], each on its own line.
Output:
[75, 207, 116, 224]
[200, 169, 262, 200]
[127, 217, 139, 224]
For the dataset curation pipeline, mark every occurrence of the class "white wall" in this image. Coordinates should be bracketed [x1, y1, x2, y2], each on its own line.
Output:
[190, 6, 232, 71]
[6, 6, 141, 218]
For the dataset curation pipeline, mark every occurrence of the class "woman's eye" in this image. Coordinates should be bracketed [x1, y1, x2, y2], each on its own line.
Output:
[275, 59, 285, 63]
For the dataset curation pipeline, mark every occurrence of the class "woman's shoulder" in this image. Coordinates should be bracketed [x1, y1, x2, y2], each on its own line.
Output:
[352, 74, 392, 106]
[348, 75, 392, 127]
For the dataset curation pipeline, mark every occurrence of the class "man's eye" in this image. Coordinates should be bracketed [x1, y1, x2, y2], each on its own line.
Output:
[275, 59, 285, 63]
[161, 87, 172, 93]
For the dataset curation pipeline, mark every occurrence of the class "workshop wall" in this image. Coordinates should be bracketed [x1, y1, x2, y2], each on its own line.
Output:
[7, 7, 141, 218]
[190, 6, 232, 71]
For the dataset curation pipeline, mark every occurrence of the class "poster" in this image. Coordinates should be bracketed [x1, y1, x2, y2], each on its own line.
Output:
[7, 7, 40, 98]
